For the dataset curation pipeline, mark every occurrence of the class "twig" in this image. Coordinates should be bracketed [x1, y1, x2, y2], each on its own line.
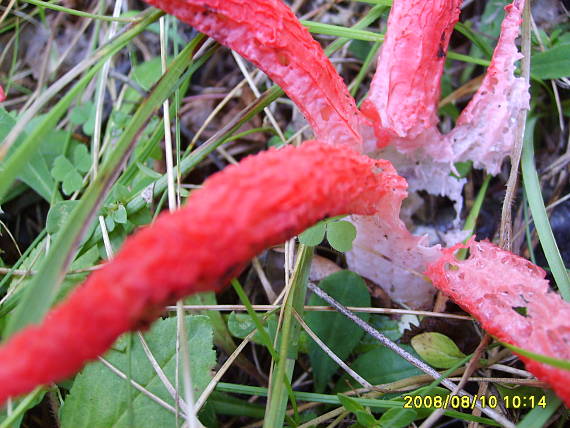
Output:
[164, 304, 472, 320]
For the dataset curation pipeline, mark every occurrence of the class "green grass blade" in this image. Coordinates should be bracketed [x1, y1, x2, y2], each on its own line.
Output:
[264, 245, 313, 428]
[521, 118, 570, 300]
[516, 391, 561, 428]
[23, 0, 139, 22]
[302, 20, 384, 42]
[501, 342, 570, 371]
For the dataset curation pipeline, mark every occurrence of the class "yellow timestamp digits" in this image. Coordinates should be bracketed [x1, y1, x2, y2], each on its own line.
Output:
[403, 394, 548, 410]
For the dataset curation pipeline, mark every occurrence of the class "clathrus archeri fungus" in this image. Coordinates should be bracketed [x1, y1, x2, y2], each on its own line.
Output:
[1, 0, 569, 408]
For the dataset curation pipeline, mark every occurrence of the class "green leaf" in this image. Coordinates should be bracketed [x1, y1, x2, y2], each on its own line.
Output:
[532, 44, 570, 80]
[112, 183, 131, 203]
[132, 57, 164, 91]
[18, 152, 56, 201]
[227, 312, 278, 346]
[62, 169, 84, 195]
[356, 316, 402, 353]
[60, 316, 215, 428]
[105, 215, 116, 233]
[411, 332, 466, 369]
[336, 345, 421, 393]
[378, 408, 417, 428]
[338, 394, 366, 413]
[51, 156, 75, 181]
[339, 395, 381, 427]
[69, 102, 94, 126]
[82, 115, 95, 136]
[306, 271, 371, 391]
[46, 201, 80, 234]
[113, 204, 128, 224]
[298, 222, 326, 247]
[0, 108, 15, 141]
[452, 161, 473, 179]
[302, 20, 383, 42]
[71, 144, 92, 173]
[356, 410, 379, 427]
[326, 220, 357, 252]
[0, 111, 65, 202]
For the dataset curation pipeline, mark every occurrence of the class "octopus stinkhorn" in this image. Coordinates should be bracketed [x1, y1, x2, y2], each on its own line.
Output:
[1, 0, 569, 411]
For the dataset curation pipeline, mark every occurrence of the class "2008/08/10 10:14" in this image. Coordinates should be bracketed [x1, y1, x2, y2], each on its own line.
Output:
[403, 394, 548, 410]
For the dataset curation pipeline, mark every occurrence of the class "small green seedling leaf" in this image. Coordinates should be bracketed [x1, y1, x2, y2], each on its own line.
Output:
[113, 204, 128, 224]
[532, 43, 570, 80]
[51, 156, 75, 181]
[299, 222, 326, 246]
[62, 169, 84, 195]
[452, 161, 472, 179]
[338, 395, 378, 428]
[227, 312, 278, 346]
[378, 408, 417, 428]
[411, 332, 466, 369]
[112, 183, 131, 203]
[105, 215, 116, 233]
[71, 145, 92, 173]
[69, 102, 95, 126]
[338, 394, 366, 413]
[326, 220, 356, 252]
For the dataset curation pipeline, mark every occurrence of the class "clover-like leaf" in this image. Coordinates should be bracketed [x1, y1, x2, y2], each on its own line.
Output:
[326, 220, 357, 252]
[69, 102, 94, 126]
[51, 155, 75, 182]
[299, 222, 326, 246]
[71, 144, 92, 173]
[62, 169, 84, 195]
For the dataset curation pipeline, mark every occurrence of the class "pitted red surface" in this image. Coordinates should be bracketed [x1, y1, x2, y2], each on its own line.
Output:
[0, 141, 405, 403]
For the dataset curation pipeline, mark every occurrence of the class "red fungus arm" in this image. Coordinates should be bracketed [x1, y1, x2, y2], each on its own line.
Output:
[0, 85, 5, 103]
[362, 0, 461, 146]
[0, 141, 406, 404]
[143, 0, 364, 149]
[426, 239, 570, 406]
[448, 0, 529, 174]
